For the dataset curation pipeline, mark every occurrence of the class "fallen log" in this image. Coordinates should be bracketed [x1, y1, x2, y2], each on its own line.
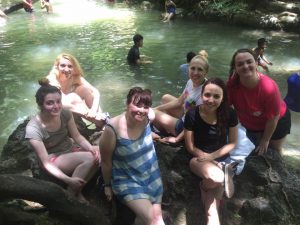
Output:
[0, 174, 110, 225]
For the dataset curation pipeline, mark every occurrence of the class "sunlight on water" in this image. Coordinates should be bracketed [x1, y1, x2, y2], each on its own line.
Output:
[49, 0, 135, 24]
[0, 18, 6, 27]
[275, 57, 300, 73]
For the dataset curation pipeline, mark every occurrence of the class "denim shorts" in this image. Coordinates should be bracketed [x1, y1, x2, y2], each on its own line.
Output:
[175, 118, 184, 135]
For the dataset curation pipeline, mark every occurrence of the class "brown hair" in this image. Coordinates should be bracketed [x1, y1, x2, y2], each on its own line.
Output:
[228, 48, 256, 87]
[202, 77, 230, 136]
[126, 87, 152, 107]
[35, 78, 61, 108]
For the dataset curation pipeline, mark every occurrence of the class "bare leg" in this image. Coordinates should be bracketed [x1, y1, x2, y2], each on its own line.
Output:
[126, 199, 154, 225]
[54, 152, 99, 202]
[270, 137, 286, 155]
[166, 13, 174, 22]
[63, 92, 107, 129]
[153, 109, 178, 136]
[205, 189, 221, 225]
[160, 94, 183, 118]
[152, 203, 165, 225]
[190, 158, 223, 225]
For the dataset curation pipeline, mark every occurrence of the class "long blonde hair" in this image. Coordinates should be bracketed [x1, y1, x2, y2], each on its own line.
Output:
[50, 53, 84, 85]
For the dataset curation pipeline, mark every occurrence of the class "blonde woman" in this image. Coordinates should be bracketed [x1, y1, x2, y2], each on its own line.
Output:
[47, 53, 108, 129]
[152, 51, 209, 144]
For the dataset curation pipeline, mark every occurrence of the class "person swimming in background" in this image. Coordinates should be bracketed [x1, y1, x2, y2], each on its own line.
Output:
[23, 0, 34, 13]
[40, 0, 53, 13]
[252, 38, 273, 71]
[179, 51, 196, 80]
[127, 34, 152, 65]
[162, 0, 176, 22]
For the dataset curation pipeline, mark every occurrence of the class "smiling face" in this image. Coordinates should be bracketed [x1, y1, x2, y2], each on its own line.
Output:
[127, 101, 149, 122]
[201, 83, 223, 112]
[234, 52, 257, 80]
[58, 57, 74, 80]
[42, 92, 62, 116]
[188, 57, 208, 86]
[126, 87, 152, 123]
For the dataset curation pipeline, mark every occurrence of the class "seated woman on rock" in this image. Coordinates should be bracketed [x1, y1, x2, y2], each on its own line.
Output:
[227, 48, 291, 155]
[184, 77, 238, 225]
[46, 53, 109, 130]
[25, 78, 100, 203]
[99, 87, 165, 225]
[152, 51, 209, 144]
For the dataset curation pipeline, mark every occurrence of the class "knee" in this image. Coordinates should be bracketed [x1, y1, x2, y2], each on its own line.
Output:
[83, 153, 98, 168]
[196, 163, 224, 183]
[189, 158, 199, 173]
[138, 211, 153, 225]
[208, 169, 224, 184]
[161, 94, 173, 104]
[189, 158, 198, 170]
[152, 206, 163, 224]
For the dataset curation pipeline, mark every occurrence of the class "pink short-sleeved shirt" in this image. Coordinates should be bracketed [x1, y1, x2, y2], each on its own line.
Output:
[228, 73, 286, 131]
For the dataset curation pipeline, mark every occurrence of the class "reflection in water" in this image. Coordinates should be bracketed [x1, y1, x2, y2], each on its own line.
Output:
[28, 13, 36, 34]
[0, 0, 300, 154]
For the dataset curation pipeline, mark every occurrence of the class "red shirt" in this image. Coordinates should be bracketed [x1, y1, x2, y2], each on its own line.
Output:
[228, 73, 286, 131]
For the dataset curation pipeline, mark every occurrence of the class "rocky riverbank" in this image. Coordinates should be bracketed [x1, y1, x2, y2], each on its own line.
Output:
[0, 119, 300, 225]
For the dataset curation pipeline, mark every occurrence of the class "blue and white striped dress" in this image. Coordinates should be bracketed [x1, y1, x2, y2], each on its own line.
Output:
[107, 123, 163, 204]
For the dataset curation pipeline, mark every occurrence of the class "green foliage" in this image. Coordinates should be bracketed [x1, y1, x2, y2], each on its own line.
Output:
[209, 0, 248, 15]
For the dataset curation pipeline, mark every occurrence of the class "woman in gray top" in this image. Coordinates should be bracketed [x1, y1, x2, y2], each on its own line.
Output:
[25, 78, 100, 203]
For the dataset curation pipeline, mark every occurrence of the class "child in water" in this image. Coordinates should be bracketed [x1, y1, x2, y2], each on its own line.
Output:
[162, 0, 176, 22]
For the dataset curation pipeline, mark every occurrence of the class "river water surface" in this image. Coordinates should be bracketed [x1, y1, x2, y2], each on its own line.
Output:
[0, 0, 300, 156]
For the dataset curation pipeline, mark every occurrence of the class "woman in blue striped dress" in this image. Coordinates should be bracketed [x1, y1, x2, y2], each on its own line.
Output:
[99, 87, 165, 225]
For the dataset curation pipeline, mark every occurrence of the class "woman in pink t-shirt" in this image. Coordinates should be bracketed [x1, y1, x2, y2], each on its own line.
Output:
[227, 48, 291, 155]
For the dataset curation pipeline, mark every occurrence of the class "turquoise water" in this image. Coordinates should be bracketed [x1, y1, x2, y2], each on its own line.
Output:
[0, 0, 300, 153]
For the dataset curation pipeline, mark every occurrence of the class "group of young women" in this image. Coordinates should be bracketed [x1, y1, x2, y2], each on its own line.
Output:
[25, 48, 291, 225]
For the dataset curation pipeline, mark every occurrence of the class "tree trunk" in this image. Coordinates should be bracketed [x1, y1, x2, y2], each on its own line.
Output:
[0, 174, 110, 225]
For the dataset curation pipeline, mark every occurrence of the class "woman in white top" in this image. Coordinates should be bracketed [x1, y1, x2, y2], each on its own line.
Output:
[46, 53, 108, 129]
[152, 51, 209, 144]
